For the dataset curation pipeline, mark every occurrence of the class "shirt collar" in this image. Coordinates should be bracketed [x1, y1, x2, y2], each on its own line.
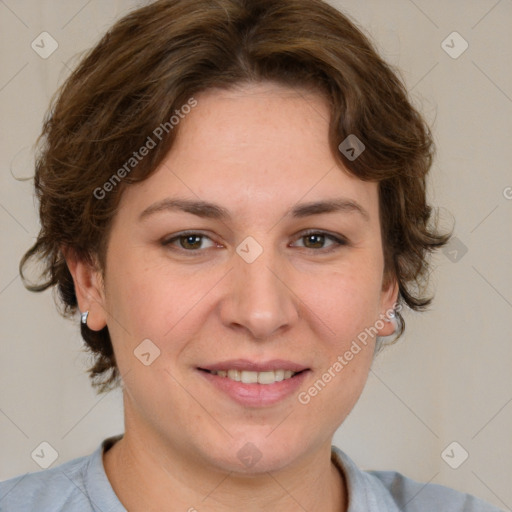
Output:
[331, 446, 402, 512]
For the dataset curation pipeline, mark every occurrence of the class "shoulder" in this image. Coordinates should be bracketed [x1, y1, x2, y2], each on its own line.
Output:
[367, 469, 503, 512]
[331, 446, 504, 512]
[0, 454, 91, 512]
[0, 436, 124, 512]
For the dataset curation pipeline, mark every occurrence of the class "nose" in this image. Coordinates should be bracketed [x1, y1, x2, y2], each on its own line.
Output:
[219, 245, 300, 340]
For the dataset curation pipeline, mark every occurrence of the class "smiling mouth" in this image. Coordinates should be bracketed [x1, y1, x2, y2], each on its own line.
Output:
[200, 369, 305, 385]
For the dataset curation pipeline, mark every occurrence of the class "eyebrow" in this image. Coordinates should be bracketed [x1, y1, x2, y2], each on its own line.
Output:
[139, 197, 370, 222]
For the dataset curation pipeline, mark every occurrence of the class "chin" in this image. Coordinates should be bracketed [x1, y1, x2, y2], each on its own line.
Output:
[200, 428, 314, 475]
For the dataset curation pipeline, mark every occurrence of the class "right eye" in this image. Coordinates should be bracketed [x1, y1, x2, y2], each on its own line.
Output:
[161, 231, 219, 253]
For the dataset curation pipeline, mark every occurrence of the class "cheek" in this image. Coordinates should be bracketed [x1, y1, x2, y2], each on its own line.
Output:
[105, 255, 190, 338]
[302, 260, 384, 337]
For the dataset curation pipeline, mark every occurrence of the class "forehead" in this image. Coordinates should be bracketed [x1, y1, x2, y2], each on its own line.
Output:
[176, 82, 332, 170]
[118, 82, 379, 226]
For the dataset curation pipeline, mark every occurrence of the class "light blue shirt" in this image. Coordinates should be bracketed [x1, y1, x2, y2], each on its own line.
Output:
[0, 435, 504, 511]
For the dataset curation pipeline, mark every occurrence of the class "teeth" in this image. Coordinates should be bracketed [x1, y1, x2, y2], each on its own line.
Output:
[257, 371, 275, 384]
[274, 369, 285, 382]
[241, 371, 258, 384]
[210, 369, 298, 384]
[227, 369, 240, 381]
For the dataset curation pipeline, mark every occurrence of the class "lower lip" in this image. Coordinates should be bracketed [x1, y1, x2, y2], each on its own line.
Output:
[198, 370, 310, 407]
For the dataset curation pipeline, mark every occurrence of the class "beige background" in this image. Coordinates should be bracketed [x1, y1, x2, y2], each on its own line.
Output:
[1, 0, 511, 509]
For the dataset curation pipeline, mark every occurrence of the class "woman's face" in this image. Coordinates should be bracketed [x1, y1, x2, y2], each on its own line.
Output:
[88, 82, 397, 473]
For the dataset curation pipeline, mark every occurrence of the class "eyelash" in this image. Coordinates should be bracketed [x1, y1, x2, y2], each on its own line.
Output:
[161, 230, 348, 255]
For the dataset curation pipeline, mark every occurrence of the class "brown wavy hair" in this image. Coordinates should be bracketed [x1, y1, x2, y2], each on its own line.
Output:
[20, 0, 450, 392]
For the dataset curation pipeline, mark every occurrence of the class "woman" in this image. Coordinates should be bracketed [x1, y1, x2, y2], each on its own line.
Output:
[0, 0, 503, 510]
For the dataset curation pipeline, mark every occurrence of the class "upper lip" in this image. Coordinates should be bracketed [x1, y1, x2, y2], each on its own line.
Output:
[199, 359, 309, 373]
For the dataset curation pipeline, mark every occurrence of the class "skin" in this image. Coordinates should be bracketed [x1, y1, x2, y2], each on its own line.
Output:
[66, 82, 398, 512]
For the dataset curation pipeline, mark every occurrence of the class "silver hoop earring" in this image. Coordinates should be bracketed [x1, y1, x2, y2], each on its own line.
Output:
[80, 311, 89, 325]
[384, 310, 396, 323]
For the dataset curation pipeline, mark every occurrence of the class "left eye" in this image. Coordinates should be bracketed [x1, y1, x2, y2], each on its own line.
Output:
[291, 231, 347, 251]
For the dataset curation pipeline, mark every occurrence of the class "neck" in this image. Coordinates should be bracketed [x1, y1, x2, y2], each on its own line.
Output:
[103, 427, 347, 512]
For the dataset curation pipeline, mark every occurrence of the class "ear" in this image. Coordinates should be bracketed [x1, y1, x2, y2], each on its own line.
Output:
[62, 247, 108, 331]
[377, 275, 400, 337]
